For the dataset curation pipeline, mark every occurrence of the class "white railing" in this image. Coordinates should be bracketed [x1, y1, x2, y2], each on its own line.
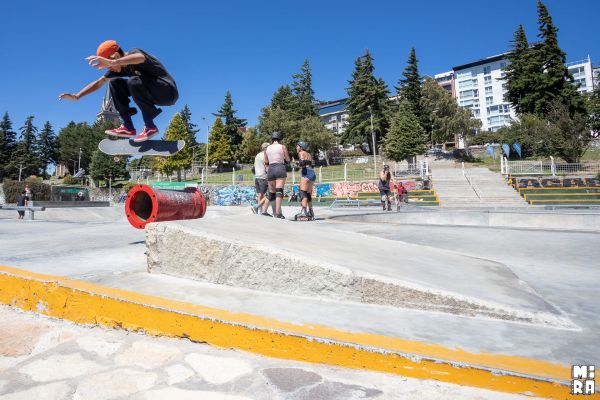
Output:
[502, 157, 600, 176]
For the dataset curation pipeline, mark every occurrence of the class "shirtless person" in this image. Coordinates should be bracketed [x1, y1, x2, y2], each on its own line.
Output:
[59, 40, 178, 142]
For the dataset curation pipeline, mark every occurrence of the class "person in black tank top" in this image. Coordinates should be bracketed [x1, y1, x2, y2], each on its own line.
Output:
[378, 165, 393, 211]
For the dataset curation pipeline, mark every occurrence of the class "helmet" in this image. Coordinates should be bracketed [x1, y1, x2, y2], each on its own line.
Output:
[383, 164, 390, 170]
[271, 131, 282, 141]
[297, 141, 309, 151]
[97, 40, 120, 58]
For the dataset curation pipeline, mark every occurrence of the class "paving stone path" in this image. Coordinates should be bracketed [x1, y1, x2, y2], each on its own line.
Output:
[0, 305, 536, 400]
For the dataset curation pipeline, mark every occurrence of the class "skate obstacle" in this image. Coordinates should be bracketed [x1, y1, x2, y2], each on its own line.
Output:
[125, 184, 206, 229]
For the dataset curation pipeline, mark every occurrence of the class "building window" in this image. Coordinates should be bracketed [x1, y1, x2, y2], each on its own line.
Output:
[486, 96, 493, 105]
[456, 70, 473, 79]
[483, 66, 491, 75]
[473, 89, 479, 98]
[502, 83, 508, 91]
[484, 76, 492, 85]
[485, 86, 493, 95]
[472, 109, 480, 117]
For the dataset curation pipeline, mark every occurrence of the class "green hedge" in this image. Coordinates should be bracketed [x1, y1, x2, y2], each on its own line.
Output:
[2, 180, 51, 203]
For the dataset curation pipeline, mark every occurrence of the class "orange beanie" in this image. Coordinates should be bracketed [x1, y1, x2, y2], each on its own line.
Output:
[96, 40, 120, 58]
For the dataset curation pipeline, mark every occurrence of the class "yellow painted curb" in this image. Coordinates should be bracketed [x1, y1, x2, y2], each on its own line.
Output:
[0, 265, 592, 399]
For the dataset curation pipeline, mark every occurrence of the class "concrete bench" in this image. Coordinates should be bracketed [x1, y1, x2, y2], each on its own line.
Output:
[0, 205, 46, 220]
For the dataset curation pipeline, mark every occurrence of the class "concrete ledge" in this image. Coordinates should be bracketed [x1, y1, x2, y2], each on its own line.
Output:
[0, 265, 583, 399]
[330, 210, 600, 232]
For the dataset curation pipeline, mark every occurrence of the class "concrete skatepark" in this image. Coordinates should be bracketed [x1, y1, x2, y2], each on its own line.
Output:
[1, 201, 599, 399]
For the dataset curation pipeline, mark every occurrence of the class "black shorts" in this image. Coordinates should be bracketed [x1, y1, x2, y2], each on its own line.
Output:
[267, 163, 287, 181]
[379, 189, 390, 196]
[255, 178, 268, 196]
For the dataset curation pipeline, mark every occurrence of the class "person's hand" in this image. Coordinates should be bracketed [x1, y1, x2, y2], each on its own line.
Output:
[85, 55, 114, 70]
[58, 93, 79, 101]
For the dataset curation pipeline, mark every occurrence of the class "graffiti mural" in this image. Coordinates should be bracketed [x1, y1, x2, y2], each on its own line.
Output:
[330, 181, 379, 197]
[512, 177, 600, 189]
[212, 185, 256, 206]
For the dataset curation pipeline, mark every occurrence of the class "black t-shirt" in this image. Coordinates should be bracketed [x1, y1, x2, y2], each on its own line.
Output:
[104, 48, 177, 88]
[17, 194, 28, 206]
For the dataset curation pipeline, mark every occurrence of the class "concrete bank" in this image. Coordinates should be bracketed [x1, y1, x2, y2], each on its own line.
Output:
[145, 216, 572, 328]
[329, 209, 600, 232]
[0, 265, 584, 399]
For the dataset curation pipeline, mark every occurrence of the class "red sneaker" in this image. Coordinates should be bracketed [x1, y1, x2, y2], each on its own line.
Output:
[133, 126, 159, 142]
[105, 125, 136, 138]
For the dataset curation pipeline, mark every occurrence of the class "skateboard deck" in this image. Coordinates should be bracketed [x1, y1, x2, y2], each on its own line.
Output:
[98, 139, 185, 156]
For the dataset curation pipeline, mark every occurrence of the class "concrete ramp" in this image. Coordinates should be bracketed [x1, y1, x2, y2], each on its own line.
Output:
[146, 216, 573, 329]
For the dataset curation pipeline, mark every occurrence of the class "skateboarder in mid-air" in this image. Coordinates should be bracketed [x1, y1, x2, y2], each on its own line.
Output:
[59, 40, 178, 142]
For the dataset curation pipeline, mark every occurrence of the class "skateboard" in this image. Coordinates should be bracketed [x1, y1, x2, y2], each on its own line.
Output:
[98, 138, 186, 157]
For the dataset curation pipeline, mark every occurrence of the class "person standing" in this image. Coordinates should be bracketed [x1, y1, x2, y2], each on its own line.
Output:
[264, 132, 291, 219]
[253, 142, 271, 216]
[396, 181, 408, 210]
[16, 190, 28, 220]
[294, 141, 316, 220]
[378, 165, 393, 211]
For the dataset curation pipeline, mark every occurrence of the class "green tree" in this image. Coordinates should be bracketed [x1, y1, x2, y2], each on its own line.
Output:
[502, 25, 541, 115]
[10, 116, 41, 179]
[421, 78, 481, 146]
[342, 50, 390, 153]
[238, 127, 268, 163]
[396, 48, 423, 120]
[291, 59, 317, 118]
[545, 100, 591, 162]
[89, 149, 127, 186]
[57, 121, 107, 175]
[589, 83, 600, 138]
[156, 113, 193, 181]
[383, 100, 427, 163]
[270, 85, 296, 112]
[0, 112, 17, 180]
[532, 1, 584, 115]
[213, 91, 247, 153]
[207, 117, 235, 168]
[37, 121, 59, 178]
[179, 104, 199, 148]
[296, 116, 336, 164]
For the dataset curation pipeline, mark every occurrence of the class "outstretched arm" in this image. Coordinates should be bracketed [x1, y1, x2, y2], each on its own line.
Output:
[86, 52, 145, 70]
[58, 76, 107, 101]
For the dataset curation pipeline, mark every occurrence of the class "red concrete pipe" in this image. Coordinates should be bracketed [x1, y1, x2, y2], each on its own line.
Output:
[125, 184, 206, 229]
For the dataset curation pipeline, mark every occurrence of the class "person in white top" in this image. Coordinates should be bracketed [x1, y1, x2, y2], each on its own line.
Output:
[264, 132, 291, 219]
[253, 142, 270, 215]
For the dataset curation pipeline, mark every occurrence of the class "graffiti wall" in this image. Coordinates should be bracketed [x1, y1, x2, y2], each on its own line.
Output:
[210, 185, 256, 206]
[512, 177, 600, 189]
[291, 180, 424, 198]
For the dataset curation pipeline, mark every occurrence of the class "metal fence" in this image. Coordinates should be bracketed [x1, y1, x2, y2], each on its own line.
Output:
[128, 161, 431, 186]
[501, 157, 600, 176]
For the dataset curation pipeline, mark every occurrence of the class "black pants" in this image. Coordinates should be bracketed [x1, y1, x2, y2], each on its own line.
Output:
[109, 77, 178, 126]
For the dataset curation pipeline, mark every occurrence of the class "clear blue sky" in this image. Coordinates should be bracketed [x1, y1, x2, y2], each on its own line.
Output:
[1, 0, 598, 143]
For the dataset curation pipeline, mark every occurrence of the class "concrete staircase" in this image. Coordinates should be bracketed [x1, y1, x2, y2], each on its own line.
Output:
[432, 167, 527, 208]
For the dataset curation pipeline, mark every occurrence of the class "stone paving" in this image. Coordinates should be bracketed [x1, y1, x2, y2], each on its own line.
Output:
[0, 305, 535, 400]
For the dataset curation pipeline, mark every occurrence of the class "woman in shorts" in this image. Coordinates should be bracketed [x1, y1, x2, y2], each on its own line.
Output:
[295, 141, 316, 220]
[264, 131, 291, 219]
[378, 164, 392, 211]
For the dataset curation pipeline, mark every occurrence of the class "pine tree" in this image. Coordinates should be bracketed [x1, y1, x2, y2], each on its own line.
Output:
[179, 104, 199, 148]
[208, 117, 234, 168]
[238, 127, 269, 163]
[0, 112, 17, 179]
[384, 100, 427, 162]
[396, 48, 422, 116]
[89, 149, 127, 185]
[156, 113, 192, 181]
[10, 116, 40, 178]
[532, 0, 584, 115]
[291, 59, 317, 118]
[589, 83, 600, 138]
[270, 85, 295, 112]
[503, 25, 541, 114]
[213, 91, 247, 151]
[342, 50, 390, 153]
[37, 121, 58, 178]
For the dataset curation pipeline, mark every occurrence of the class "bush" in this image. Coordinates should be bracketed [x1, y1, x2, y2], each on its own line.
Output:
[62, 175, 80, 185]
[2, 180, 51, 203]
[120, 182, 137, 193]
[25, 176, 43, 183]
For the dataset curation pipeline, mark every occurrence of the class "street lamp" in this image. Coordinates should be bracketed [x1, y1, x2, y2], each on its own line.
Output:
[78, 148, 82, 172]
[368, 105, 377, 174]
